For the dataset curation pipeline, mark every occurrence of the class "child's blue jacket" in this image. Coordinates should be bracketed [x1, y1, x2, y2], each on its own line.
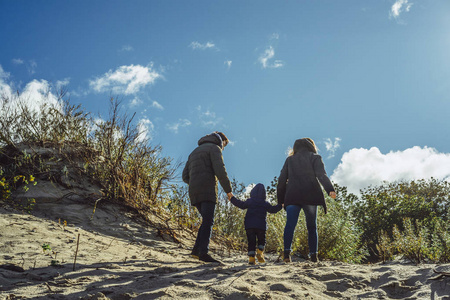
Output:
[230, 183, 282, 230]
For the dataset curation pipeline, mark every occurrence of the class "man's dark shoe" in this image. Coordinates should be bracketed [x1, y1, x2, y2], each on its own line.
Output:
[310, 253, 319, 263]
[198, 253, 220, 263]
[191, 248, 199, 259]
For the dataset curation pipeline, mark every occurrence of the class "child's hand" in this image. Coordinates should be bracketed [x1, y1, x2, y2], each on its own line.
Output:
[227, 192, 234, 200]
[329, 191, 336, 199]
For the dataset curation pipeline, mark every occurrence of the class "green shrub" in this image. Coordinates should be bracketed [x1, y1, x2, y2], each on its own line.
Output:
[392, 218, 429, 264]
[376, 217, 450, 264]
[429, 217, 450, 263]
[288, 197, 366, 263]
[337, 179, 450, 259]
[376, 230, 395, 262]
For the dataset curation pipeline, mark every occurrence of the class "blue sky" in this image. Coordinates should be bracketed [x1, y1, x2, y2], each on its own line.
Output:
[1, 0, 450, 194]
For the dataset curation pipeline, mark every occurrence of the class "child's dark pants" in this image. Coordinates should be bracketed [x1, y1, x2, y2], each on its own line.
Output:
[246, 228, 266, 257]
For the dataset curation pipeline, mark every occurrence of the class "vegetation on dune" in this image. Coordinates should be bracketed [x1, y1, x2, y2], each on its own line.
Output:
[336, 179, 450, 263]
[1, 89, 449, 263]
[0, 90, 178, 228]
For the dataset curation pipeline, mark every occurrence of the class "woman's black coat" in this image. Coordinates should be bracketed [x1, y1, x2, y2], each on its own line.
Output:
[277, 149, 335, 213]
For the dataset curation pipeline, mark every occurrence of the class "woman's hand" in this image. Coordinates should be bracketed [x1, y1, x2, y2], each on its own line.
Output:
[329, 191, 336, 199]
[227, 192, 234, 200]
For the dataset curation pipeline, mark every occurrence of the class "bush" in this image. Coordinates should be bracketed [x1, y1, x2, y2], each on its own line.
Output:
[376, 230, 394, 262]
[392, 218, 429, 264]
[376, 217, 450, 263]
[429, 217, 450, 263]
[338, 179, 450, 259]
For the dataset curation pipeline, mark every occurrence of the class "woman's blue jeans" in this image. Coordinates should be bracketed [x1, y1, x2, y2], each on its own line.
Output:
[284, 204, 318, 255]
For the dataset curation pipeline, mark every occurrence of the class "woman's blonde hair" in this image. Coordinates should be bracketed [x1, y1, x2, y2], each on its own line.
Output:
[289, 138, 318, 156]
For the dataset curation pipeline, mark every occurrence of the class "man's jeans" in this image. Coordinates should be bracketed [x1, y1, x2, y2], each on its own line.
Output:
[284, 204, 318, 255]
[193, 202, 216, 255]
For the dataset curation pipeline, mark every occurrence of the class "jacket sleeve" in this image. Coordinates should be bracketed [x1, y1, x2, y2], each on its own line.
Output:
[230, 196, 248, 209]
[266, 202, 283, 213]
[312, 154, 335, 194]
[276, 159, 288, 205]
[210, 146, 232, 193]
[182, 160, 190, 184]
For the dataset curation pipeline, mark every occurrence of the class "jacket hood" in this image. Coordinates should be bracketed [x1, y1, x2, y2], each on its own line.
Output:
[198, 133, 223, 148]
[250, 183, 266, 200]
[293, 138, 316, 154]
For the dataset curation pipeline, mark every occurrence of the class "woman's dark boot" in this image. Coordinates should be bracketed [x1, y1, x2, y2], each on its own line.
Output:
[310, 253, 319, 262]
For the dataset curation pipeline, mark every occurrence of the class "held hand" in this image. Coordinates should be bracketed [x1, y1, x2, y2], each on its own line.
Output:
[227, 192, 234, 201]
[329, 191, 336, 199]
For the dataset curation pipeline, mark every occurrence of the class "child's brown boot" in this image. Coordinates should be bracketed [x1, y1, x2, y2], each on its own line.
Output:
[256, 249, 265, 263]
[248, 256, 256, 265]
[283, 250, 291, 263]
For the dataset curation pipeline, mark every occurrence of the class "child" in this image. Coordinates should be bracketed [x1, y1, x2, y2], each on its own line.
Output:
[228, 183, 282, 264]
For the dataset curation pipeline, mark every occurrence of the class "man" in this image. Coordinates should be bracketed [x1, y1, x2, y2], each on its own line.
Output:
[182, 131, 233, 263]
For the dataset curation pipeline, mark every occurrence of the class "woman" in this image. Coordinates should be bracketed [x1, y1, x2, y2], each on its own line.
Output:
[277, 138, 336, 263]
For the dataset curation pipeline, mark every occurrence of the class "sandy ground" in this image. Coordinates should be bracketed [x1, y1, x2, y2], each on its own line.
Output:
[1, 200, 449, 300]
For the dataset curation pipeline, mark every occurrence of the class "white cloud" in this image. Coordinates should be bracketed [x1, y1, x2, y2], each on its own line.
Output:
[9, 59, 37, 73]
[20, 80, 62, 111]
[137, 118, 154, 142]
[0, 65, 10, 80]
[0, 72, 64, 143]
[0, 66, 13, 100]
[189, 41, 217, 50]
[197, 106, 223, 128]
[27, 60, 37, 75]
[12, 58, 24, 65]
[56, 78, 70, 91]
[151, 101, 164, 110]
[167, 119, 191, 133]
[390, 0, 413, 19]
[270, 33, 280, 40]
[129, 97, 143, 107]
[258, 46, 284, 69]
[324, 137, 341, 158]
[244, 184, 256, 197]
[331, 146, 450, 194]
[224, 60, 232, 69]
[89, 64, 161, 95]
[119, 45, 134, 52]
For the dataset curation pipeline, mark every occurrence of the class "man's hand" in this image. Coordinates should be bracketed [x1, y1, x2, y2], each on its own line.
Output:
[329, 191, 336, 199]
[227, 192, 234, 200]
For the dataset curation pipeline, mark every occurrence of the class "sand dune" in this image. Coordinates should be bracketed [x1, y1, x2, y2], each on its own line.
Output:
[1, 199, 449, 299]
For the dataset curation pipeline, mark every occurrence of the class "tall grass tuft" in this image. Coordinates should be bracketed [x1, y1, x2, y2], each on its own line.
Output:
[0, 91, 178, 221]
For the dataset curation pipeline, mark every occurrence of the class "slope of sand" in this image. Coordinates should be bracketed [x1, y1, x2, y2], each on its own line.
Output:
[1, 200, 449, 300]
